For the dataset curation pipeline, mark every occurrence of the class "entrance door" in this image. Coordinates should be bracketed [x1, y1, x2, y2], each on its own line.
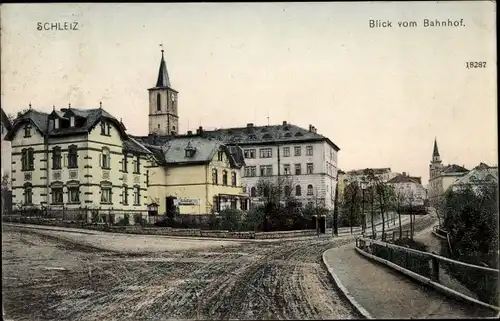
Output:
[166, 196, 176, 218]
[319, 216, 326, 234]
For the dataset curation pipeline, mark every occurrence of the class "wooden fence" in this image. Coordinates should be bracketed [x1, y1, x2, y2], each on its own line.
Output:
[355, 236, 500, 311]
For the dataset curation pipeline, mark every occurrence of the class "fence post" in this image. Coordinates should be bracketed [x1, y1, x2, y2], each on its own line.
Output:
[431, 252, 440, 282]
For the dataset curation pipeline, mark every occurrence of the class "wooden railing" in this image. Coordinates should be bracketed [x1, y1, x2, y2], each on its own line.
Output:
[355, 236, 500, 311]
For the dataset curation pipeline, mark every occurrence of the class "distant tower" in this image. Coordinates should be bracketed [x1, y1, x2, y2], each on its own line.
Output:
[429, 138, 443, 180]
[148, 48, 179, 136]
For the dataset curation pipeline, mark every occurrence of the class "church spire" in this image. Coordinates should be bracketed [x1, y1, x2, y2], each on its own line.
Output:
[155, 45, 171, 88]
[433, 137, 440, 157]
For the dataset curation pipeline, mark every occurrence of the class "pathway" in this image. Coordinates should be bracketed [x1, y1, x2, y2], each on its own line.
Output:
[323, 214, 496, 318]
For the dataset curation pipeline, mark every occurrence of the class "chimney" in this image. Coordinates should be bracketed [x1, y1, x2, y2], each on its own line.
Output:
[402, 172, 407, 176]
[283, 121, 287, 125]
[312, 126, 317, 133]
[187, 130, 193, 135]
[247, 123, 254, 128]
[309, 124, 313, 132]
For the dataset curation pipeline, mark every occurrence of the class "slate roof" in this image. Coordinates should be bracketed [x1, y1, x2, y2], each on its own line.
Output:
[442, 164, 469, 174]
[199, 123, 340, 150]
[4, 107, 127, 140]
[1, 107, 12, 132]
[346, 168, 392, 176]
[387, 174, 422, 185]
[155, 135, 243, 168]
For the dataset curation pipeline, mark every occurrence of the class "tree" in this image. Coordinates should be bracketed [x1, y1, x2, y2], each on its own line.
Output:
[7, 108, 30, 123]
[1, 173, 11, 215]
[332, 181, 340, 236]
[343, 181, 361, 233]
[391, 185, 406, 239]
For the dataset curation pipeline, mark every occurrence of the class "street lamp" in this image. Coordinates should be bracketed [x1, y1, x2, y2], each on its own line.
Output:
[360, 181, 367, 235]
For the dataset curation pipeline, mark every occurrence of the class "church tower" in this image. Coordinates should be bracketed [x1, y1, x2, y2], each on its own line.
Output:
[148, 49, 179, 136]
[429, 138, 443, 180]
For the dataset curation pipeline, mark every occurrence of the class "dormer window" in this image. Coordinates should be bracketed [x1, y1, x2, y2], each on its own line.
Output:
[54, 118, 60, 129]
[70, 116, 75, 127]
[185, 149, 195, 158]
[100, 121, 111, 136]
[24, 124, 32, 138]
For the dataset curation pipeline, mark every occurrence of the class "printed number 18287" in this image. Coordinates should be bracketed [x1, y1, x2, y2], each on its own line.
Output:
[466, 62, 487, 69]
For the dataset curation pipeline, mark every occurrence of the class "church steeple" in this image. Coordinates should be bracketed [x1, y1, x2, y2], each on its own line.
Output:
[433, 138, 440, 158]
[156, 49, 171, 88]
[148, 47, 179, 136]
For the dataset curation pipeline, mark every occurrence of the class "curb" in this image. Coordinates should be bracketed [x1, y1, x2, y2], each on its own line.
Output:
[322, 249, 373, 319]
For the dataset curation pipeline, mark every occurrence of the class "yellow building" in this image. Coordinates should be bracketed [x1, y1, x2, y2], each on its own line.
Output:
[4, 105, 152, 222]
[139, 135, 248, 215]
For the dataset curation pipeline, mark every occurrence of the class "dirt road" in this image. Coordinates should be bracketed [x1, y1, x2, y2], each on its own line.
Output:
[2, 225, 360, 320]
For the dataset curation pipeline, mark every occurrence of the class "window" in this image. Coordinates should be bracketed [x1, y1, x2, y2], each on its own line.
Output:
[307, 163, 314, 174]
[307, 184, 314, 195]
[218, 151, 224, 161]
[100, 122, 106, 135]
[133, 155, 140, 173]
[52, 147, 62, 170]
[259, 148, 272, 158]
[296, 185, 301, 196]
[284, 164, 291, 175]
[212, 168, 218, 184]
[284, 185, 291, 197]
[68, 186, 80, 204]
[100, 186, 112, 203]
[24, 124, 32, 137]
[51, 187, 64, 204]
[70, 116, 75, 127]
[21, 148, 34, 171]
[244, 166, 256, 177]
[306, 145, 313, 156]
[185, 149, 195, 158]
[157, 93, 161, 111]
[101, 148, 110, 169]
[222, 170, 228, 185]
[68, 145, 78, 168]
[23, 183, 33, 204]
[122, 185, 128, 205]
[294, 146, 301, 156]
[260, 165, 273, 176]
[231, 172, 237, 186]
[250, 187, 257, 197]
[295, 164, 302, 175]
[244, 149, 256, 159]
[134, 186, 141, 205]
[122, 154, 128, 172]
[283, 147, 290, 157]
[54, 118, 60, 129]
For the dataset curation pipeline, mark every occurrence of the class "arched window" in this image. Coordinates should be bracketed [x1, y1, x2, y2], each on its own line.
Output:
[296, 185, 301, 196]
[307, 184, 314, 195]
[222, 170, 228, 185]
[156, 93, 161, 111]
[250, 187, 257, 197]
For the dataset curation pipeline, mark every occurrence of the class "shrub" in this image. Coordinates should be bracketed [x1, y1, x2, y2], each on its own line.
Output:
[219, 208, 244, 231]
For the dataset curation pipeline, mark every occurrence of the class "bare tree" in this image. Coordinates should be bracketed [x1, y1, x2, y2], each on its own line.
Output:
[391, 184, 406, 239]
[404, 190, 416, 239]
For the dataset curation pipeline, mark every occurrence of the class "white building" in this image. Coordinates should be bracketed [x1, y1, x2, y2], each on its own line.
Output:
[344, 167, 399, 185]
[387, 172, 426, 208]
[449, 163, 498, 195]
[197, 122, 340, 210]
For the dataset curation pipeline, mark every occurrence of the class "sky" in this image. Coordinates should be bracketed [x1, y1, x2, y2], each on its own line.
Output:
[1, 2, 497, 185]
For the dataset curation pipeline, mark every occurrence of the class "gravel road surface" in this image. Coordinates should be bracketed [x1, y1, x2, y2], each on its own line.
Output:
[2, 224, 361, 320]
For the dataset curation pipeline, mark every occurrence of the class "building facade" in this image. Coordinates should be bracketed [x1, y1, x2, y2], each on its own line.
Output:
[428, 139, 469, 205]
[4, 106, 151, 221]
[198, 123, 340, 210]
[138, 135, 247, 215]
[344, 167, 399, 185]
[387, 172, 426, 208]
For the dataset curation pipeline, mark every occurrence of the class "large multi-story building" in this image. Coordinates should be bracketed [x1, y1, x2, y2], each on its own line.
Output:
[343, 167, 399, 185]
[387, 172, 426, 207]
[428, 139, 469, 205]
[449, 162, 498, 195]
[134, 50, 341, 211]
